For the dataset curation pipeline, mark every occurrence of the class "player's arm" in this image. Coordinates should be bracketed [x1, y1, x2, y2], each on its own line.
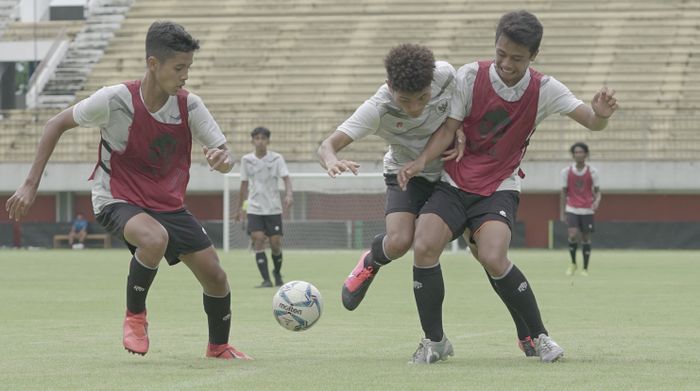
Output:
[235, 180, 249, 222]
[317, 130, 360, 177]
[560, 187, 567, 222]
[203, 143, 234, 173]
[282, 175, 294, 209]
[6, 107, 78, 221]
[593, 186, 602, 211]
[567, 87, 618, 131]
[397, 117, 461, 189]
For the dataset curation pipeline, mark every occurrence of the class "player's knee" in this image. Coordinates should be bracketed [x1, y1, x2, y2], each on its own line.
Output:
[210, 268, 229, 291]
[413, 237, 440, 260]
[476, 249, 506, 269]
[385, 233, 412, 257]
[139, 228, 169, 254]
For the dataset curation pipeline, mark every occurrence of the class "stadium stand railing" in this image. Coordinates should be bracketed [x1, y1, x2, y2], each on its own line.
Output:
[0, 0, 699, 162]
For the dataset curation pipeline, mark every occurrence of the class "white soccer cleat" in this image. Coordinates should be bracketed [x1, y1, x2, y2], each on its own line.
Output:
[535, 333, 564, 363]
[409, 334, 454, 364]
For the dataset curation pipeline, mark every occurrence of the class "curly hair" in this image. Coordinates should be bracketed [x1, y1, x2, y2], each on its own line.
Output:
[384, 43, 435, 92]
[570, 142, 589, 155]
[146, 21, 200, 61]
[496, 10, 543, 55]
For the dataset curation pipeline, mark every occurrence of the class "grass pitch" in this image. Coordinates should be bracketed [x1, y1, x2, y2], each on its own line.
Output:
[1, 248, 699, 390]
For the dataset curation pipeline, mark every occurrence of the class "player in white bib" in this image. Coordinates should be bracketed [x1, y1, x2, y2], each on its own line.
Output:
[318, 44, 460, 311]
[235, 127, 293, 288]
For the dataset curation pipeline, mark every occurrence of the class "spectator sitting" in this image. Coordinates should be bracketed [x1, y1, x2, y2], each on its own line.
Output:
[69, 213, 88, 249]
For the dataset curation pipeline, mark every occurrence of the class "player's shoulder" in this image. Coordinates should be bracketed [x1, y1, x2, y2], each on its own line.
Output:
[184, 90, 205, 111]
[561, 165, 572, 174]
[83, 83, 129, 103]
[456, 61, 480, 76]
[241, 152, 256, 162]
[434, 61, 456, 81]
[587, 164, 599, 174]
[267, 151, 284, 161]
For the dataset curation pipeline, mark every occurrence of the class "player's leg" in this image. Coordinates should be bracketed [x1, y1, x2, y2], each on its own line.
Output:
[180, 247, 252, 360]
[408, 182, 468, 364]
[473, 221, 563, 362]
[68, 230, 76, 245]
[580, 214, 594, 275]
[566, 213, 581, 275]
[409, 212, 454, 364]
[96, 203, 168, 356]
[341, 175, 433, 311]
[466, 234, 536, 357]
[157, 209, 251, 360]
[248, 214, 272, 287]
[266, 214, 284, 286]
[268, 234, 284, 286]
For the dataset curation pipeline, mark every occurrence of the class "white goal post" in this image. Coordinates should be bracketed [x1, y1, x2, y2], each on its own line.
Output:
[222, 172, 461, 253]
[223, 172, 385, 252]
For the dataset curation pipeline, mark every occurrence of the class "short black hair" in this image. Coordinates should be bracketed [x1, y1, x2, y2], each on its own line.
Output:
[146, 21, 200, 61]
[251, 126, 271, 138]
[384, 43, 435, 93]
[496, 10, 543, 55]
[570, 142, 589, 155]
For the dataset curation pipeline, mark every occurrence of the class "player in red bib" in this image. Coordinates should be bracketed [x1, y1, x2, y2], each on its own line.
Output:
[560, 142, 601, 277]
[6, 21, 251, 361]
[399, 11, 618, 363]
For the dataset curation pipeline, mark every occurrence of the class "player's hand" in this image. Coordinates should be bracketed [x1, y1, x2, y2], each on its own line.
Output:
[326, 159, 360, 178]
[591, 87, 618, 119]
[233, 209, 246, 222]
[203, 146, 233, 173]
[398, 158, 425, 190]
[592, 200, 600, 211]
[5, 183, 38, 222]
[284, 194, 294, 210]
[441, 132, 466, 162]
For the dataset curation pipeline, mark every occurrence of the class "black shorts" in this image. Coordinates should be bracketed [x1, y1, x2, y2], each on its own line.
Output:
[419, 182, 519, 241]
[565, 212, 595, 234]
[247, 214, 283, 237]
[384, 174, 437, 215]
[96, 202, 212, 266]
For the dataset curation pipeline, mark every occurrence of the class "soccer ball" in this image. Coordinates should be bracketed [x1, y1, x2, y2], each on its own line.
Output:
[272, 280, 323, 331]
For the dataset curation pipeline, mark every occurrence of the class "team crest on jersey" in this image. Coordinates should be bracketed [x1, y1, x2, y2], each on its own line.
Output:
[437, 101, 448, 114]
[479, 107, 511, 139]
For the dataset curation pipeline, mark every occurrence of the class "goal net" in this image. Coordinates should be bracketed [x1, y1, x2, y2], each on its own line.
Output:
[223, 172, 387, 252]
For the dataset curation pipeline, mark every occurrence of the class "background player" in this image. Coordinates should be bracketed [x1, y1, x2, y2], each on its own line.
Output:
[561, 142, 601, 276]
[235, 126, 293, 288]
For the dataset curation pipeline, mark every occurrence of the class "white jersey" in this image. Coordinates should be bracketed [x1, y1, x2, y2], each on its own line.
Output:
[445, 62, 584, 192]
[240, 151, 290, 215]
[561, 163, 600, 214]
[338, 61, 456, 181]
[73, 84, 227, 214]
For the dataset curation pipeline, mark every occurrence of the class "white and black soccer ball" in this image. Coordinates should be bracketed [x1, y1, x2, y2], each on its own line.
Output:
[272, 280, 323, 331]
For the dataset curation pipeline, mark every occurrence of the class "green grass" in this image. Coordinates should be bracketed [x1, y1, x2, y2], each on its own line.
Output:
[1, 249, 699, 390]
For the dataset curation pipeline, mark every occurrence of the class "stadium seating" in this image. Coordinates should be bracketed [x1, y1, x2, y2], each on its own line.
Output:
[0, 0, 699, 162]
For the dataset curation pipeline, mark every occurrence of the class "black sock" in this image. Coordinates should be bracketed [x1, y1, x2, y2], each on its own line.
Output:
[203, 292, 231, 345]
[255, 251, 270, 281]
[568, 241, 578, 264]
[366, 233, 391, 269]
[492, 265, 547, 337]
[484, 269, 531, 340]
[582, 243, 591, 270]
[271, 252, 283, 274]
[413, 264, 444, 342]
[126, 256, 157, 314]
